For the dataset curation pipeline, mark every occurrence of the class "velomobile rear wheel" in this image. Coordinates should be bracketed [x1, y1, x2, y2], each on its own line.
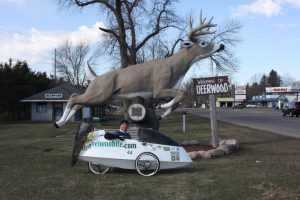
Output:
[88, 162, 110, 175]
[135, 152, 160, 176]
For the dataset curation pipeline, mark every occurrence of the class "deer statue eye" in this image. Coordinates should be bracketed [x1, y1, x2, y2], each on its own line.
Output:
[199, 41, 207, 47]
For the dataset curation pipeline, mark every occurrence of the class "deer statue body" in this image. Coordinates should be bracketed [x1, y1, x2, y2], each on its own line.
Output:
[55, 13, 224, 127]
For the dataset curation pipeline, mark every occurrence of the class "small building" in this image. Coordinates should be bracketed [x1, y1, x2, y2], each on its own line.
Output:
[216, 97, 234, 108]
[234, 86, 246, 105]
[248, 86, 300, 109]
[21, 83, 83, 121]
[265, 86, 300, 109]
[249, 95, 278, 108]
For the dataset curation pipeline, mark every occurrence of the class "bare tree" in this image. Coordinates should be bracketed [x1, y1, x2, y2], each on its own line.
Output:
[136, 33, 183, 63]
[292, 81, 300, 88]
[180, 78, 197, 107]
[248, 73, 263, 85]
[204, 20, 242, 73]
[55, 39, 99, 86]
[57, 1, 241, 74]
[281, 73, 296, 86]
[57, 0, 183, 68]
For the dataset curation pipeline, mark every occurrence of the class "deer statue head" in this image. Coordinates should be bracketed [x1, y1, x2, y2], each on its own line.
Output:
[180, 10, 224, 64]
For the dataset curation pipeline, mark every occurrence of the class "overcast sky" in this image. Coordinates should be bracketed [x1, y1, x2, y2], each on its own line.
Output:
[1, 0, 300, 85]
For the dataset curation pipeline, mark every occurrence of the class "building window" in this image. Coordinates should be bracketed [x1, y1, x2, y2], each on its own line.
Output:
[36, 102, 47, 113]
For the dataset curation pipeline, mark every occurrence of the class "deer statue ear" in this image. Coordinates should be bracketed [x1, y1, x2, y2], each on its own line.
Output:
[180, 40, 193, 48]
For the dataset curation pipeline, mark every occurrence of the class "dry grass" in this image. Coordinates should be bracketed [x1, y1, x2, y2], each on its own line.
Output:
[0, 113, 300, 200]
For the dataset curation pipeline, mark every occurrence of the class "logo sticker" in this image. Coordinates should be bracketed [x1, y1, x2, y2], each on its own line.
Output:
[82, 140, 137, 151]
[171, 147, 180, 161]
[163, 147, 170, 151]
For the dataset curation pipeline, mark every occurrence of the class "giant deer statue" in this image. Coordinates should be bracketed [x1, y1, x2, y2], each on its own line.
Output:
[55, 13, 224, 127]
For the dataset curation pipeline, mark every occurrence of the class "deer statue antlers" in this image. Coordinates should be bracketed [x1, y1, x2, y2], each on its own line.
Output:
[188, 10, 217, 42]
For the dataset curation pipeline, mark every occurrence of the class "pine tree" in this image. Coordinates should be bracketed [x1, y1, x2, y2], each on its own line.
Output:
[0, 60, 54, 121]
[267, 69, 281, 87]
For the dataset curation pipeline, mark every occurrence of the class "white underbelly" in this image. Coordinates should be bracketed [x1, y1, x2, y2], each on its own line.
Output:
[113, 92, 153, 99]
[172, 76, 184, 89]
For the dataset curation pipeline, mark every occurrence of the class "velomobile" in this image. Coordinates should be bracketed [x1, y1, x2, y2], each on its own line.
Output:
[75, 125, 192, 176]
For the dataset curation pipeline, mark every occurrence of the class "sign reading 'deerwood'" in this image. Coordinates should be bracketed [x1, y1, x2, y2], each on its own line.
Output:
[193, 76, 229, 95]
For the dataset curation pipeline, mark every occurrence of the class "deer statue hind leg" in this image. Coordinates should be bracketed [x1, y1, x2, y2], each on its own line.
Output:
[55, 78, 119, 127]
[55, 91, 95, 128]
[55, 104, 84, 127]
[55, 93, 80, 127]
[55, 91, 92, 127]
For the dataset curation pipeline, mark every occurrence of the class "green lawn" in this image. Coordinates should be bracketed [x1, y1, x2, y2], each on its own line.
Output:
[0, 113, 299, 200]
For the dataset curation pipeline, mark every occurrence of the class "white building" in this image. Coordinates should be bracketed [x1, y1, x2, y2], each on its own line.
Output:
[21, 83, 83, 121]
[252, 86, 300, 109]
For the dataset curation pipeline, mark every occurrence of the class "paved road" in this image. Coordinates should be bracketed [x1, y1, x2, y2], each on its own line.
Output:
[177, 108, 300, 138]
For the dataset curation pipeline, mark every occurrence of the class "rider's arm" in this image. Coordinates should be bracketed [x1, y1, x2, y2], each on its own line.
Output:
[104, 132, 119, 140]
[104, 131, 126, 141]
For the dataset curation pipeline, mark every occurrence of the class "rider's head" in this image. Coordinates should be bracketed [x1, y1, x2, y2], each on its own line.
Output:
[120, 119, 129, 132]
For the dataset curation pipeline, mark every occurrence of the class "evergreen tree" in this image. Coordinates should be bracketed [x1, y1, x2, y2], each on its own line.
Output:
[0, 60, 54, 121]
[259, 74, 268, 88]
[267, 69, 281, 87]
[259, 74, 268, 94]
[246, 81, 263, 101]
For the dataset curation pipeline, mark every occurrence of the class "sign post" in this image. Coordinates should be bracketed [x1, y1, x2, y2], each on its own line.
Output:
[209, 94, 218, 147]
[193, 76, 229, 148]
[182, 111, 186, 133]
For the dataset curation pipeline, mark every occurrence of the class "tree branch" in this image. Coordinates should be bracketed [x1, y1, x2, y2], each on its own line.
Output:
[99, 27, 120, 42]
[136, 0, 171, 51]
[74, 0, 115, 11]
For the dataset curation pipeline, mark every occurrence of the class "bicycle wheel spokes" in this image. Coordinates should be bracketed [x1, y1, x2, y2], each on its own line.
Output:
[135, 153, 160, 176]
[88, 162, 110, 175]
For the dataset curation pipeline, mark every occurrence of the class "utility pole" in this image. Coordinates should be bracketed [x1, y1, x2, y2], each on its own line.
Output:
[54, 48, 57, 82]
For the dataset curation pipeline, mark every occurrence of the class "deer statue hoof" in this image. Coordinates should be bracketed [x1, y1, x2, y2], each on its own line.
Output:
[54, 123, 59, 128]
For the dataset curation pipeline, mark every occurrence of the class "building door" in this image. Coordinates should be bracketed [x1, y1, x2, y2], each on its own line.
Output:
[227, 102, 233, 107]
[220, 102, 226, 108]
[53, 102, 63, 121]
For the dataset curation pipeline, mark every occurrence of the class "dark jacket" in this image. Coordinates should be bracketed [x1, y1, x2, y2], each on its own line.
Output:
[104, 130, 131, 140]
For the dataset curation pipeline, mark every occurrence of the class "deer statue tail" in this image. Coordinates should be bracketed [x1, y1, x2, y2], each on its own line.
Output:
[85, 62, 97, 82]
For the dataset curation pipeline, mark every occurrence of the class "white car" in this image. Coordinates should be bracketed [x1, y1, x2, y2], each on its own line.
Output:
[246, 104, 255, 108]
[246, 104, 262, 108]
[76, 127, 192, 176]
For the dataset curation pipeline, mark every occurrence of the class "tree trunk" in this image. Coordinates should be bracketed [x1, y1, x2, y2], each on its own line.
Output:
[129, 48, 137, 65]
[115, 0, 130, 68]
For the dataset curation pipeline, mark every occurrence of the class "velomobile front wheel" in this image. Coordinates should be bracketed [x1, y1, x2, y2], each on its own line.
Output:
[135, 152, 160, 176]
[88, 162, 110, 175]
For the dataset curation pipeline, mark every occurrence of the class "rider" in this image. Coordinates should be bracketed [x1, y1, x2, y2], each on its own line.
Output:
[105, 119, 131, 140]
[115, 119, 131, 139]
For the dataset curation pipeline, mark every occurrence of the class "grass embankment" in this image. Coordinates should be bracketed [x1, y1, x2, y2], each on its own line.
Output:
[0, 113, 299, 200]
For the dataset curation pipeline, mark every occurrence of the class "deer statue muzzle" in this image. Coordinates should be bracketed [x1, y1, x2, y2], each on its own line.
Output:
[55, 11, 225, 127]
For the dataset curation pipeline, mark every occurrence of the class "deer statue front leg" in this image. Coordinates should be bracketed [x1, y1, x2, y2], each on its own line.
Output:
[155, 89, 186, 119]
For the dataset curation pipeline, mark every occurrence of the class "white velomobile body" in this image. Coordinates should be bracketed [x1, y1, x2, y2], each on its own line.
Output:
[79, 128, 192, 176]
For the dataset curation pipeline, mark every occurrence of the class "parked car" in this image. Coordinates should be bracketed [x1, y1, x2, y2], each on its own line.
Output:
[246, 103, 262, 108]
[232, 103, 245, 109]
[246, 104, 255, 108]
[282, 102, 300, 117]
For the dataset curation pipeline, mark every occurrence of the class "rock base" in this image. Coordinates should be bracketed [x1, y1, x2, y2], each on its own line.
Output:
[183, 139, 240, 160]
